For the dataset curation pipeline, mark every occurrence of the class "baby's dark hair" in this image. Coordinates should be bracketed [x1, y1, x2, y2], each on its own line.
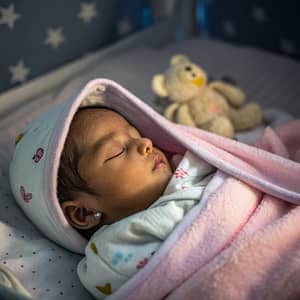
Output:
[57, 135, 92, 203]
[57, 108, 96, 203]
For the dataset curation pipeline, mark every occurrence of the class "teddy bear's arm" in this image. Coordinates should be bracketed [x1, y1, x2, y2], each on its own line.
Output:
[209, 81, 245, 108]
[164, 103, 180, 121]
[176, 104, 197, 127]
[152, 74, 168, 97]
[228, 103, 263, 131]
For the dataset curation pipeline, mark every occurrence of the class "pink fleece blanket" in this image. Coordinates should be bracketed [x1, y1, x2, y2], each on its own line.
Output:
[2, 79, 299, 299]
[82, 80, 300, 300]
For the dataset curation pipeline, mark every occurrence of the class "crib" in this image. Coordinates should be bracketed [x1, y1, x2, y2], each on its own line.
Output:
[0, 1, 300, 299]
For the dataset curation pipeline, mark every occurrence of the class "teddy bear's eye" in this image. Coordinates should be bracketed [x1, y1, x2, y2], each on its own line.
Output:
[185, 66, 192, 71]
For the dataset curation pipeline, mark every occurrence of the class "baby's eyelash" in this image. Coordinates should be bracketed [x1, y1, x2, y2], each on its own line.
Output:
[104, 147, 125, 163]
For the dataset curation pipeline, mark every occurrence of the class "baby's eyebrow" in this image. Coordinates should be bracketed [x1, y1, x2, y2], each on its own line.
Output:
[93, 134, 113, 156]
[91, 123, 134, 156]
[76, 131, 115, 175]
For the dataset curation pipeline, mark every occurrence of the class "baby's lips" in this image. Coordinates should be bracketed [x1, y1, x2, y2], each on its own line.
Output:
[152, 153, 164, 170]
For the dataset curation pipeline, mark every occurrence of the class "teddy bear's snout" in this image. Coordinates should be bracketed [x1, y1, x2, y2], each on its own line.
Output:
[184, 65, 206, 87]
[191, 76, 205, 87]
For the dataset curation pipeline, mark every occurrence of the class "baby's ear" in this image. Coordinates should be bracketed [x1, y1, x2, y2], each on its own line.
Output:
[61, 200, 101, 230]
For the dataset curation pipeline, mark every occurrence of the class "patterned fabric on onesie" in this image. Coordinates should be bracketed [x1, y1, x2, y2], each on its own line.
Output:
[77, 151, 216, 299]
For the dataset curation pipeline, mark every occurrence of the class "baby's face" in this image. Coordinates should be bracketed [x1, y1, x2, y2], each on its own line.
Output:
[72, 108, 172, 224]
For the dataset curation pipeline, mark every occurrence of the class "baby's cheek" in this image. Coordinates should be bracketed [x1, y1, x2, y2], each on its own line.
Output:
[109, 170, 140, 195]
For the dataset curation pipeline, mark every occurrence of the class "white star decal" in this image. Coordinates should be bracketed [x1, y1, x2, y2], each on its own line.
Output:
[117, 18, 133, 35]
[0, 3, 21, 29]
[45, 27, 65, 49]
[223, 20, 236, 37]
[9, 60, 30, 84]
[280, 38, 297, 54]
[252, 6, 268, 24]
[78, 2, 97, 24]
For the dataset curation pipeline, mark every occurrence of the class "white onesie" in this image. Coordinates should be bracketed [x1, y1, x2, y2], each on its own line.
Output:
[77, 151, 215, 299]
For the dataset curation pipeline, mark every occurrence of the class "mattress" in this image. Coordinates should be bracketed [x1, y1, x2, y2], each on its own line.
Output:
[0, 37, 299, 300]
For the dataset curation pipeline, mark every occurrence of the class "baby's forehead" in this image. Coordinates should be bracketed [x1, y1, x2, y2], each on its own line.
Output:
[72, 108, 127, 129]
[69, 108, 130, 145]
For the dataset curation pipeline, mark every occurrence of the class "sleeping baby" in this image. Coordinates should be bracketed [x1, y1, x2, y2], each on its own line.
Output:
[9, 80, 215, 299]
[58, 107, 215, 298]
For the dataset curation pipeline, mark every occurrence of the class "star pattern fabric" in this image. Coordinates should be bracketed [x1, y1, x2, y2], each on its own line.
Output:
[78, 3, 97, 24]
[117, 18, 133, 36]
[2, 0, 298, 95]
[0, 0, 153, 93]
[9, 60, 30, 83]
[280, 38, 297, 55]
[44, 27, 65, 49]
[0, 3, 20, 29]
[201, 0, 300, 60]
[252, 6, 268, 24]
[222, 20, 236, 37]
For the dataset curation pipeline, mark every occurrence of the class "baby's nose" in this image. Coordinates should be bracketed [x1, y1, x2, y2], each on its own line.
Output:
[138, 138, 153, 156]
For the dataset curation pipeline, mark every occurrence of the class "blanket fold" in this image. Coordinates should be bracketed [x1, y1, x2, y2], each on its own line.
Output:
[78, 79, 300, 300]
[98, 79, 300, 205]
[110, 121, 300, 300]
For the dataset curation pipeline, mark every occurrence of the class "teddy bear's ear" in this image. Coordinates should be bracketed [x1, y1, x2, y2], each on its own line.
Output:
[152, 74, 169, 97]
[170, 54, 189, 66]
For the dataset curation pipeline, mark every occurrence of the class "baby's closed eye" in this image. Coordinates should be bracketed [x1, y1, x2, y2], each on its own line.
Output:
[105, 147, 125, 163]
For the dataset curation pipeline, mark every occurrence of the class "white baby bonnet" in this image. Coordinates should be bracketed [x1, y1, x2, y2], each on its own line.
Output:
[9, 79, 136, 254]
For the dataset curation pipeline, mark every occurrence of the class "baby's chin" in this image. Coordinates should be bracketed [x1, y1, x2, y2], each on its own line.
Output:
[159, 168, 173, 194]
[147, 172, 172, 205]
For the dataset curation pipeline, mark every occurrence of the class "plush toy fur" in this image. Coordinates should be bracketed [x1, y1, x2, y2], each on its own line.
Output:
[152, 55, 263, 138]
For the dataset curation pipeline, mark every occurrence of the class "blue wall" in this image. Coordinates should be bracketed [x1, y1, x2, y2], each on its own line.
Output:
[197, 0, 300, 61]
[0, 0, 153, 93]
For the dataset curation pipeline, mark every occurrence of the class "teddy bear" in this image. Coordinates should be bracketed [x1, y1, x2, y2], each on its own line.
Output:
[152, 54, 263, 138]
